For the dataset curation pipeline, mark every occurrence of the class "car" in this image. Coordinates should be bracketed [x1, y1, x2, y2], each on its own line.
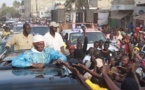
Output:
[0, 49, 88, 90]
[62, 29, 119, 51]
[0, 64, 88, 90]
[11, 25, 49, 35]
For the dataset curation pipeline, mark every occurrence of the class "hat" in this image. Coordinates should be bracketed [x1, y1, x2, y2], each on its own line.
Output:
[33, 35, 44, 43]
[95, 58, 103, 68]
[69, 45, 75, 50]
[49, 21, 59, 27]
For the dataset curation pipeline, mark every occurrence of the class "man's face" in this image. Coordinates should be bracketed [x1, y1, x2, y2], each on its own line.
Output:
[24, 25, 31, 34]
[69, 49, 74, 54]
[77, 43, 82, 49]
[89, 48, 94, 56]
[99, 41, 103, 46]
[33, 41, 45, 52]
[104, 43, 109, 50]
[50, 26, 57, 32]
[94, 42, 99, 48]
[77, 38, 82, 44]
[122, 58, 129, 67]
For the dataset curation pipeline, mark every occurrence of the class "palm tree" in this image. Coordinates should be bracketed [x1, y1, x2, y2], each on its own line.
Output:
[2, 3, 7, 10]
[65, 0, 89, 10]
[65, 0, 89, 28]
[13, 0, 21, 9]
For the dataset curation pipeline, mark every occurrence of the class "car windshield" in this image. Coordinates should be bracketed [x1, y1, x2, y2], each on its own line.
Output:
[0, 43, 14, 55]
[31, 26, 49, 35]
[0, 43, 6, 54]
[70, 32, 106, 44]
[13, 26, 23, 32]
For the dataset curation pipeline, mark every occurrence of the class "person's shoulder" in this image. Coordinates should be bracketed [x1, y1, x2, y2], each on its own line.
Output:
[44, 32, 50, 36]
[29, 34, 33, 37]
[44, 48, 55, 52]
[23, 50, 33, 55]
[56, 32, 62, 37]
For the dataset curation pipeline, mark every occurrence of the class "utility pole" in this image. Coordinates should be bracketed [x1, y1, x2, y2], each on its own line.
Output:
[35, 0, 38, 17]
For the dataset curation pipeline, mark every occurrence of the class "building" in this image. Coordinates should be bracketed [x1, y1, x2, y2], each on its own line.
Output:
[111, 0, 134, 10]
[135, 0, 145, 5]
[23, 0, 66, 19]
[134, 0, 145, 26]
[109, 0, 134, 29]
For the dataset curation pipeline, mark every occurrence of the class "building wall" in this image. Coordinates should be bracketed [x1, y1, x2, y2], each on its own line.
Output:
[135, 0, 145, 5]
[24, 0, 66, 18]
[111, 0, 134, 10]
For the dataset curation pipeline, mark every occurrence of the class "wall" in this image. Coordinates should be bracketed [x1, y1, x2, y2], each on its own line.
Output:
[98, 12, 109, 25]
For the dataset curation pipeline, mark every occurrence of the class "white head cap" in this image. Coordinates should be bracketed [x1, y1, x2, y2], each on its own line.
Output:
[33, 35, 44, 43]
[49, 21, 59, 27]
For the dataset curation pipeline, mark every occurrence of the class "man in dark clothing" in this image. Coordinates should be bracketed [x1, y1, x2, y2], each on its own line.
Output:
[74, 28, 88, 62]
[100, 41, 114, 60]
[128, 22, 134, 33]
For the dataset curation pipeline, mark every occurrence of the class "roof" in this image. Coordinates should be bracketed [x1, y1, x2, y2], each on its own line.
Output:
[0, 65, 87, 90]
[134, 13, 145, 20]
[110, 11, 132, 19]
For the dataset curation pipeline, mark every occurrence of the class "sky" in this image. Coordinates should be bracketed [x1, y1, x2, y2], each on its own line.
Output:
[0, 0, 22, 7]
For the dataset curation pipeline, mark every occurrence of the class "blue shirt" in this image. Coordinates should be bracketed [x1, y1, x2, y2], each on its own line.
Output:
[12, 48, 67, 68]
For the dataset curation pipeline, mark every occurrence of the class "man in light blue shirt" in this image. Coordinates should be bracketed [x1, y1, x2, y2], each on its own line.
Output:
[12, 35, 66, 68]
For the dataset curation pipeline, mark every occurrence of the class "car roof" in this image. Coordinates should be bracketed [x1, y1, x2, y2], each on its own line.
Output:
[0, 65, 87, 90]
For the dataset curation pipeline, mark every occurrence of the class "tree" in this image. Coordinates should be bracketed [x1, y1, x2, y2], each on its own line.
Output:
[13, 0, 21, 9]
[1, 3, 7, 10]
[21, 0, 24, 6]
[0, 7, 21, 18]
[65, 0, 89, 10]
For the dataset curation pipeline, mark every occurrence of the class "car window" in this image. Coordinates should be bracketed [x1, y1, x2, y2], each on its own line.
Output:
[70, 32, 106, 44]
[0, 44, 5, 54]
[13, 26, 23, 32]
[31, 27, 49, 35]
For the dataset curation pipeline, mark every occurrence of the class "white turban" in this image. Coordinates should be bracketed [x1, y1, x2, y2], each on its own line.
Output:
[33, 35, 44, 43]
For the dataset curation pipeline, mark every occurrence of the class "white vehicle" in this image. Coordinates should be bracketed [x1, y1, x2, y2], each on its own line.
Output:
[62, 28, 119, 51]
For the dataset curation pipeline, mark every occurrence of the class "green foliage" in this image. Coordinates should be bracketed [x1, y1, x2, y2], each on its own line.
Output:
[65, 0, 89, 10]
[13, 0, 21, 8]
[0, 7, 21, 18]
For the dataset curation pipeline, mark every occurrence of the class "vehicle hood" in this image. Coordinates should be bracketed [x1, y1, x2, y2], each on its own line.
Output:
[0, 67, 87, 90]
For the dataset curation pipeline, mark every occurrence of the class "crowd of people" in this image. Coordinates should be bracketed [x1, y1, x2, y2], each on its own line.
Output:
[2, 21, 145, 90]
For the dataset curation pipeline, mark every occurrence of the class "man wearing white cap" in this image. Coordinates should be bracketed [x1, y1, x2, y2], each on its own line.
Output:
[12, 35, 66, 68]
[44, 21, 65, 54]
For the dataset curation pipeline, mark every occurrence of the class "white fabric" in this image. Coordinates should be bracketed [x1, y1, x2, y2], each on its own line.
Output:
[83, 55, 91, 63]
[31, 47, 42, 53]
[33, 35, 44, 43]
[84, 70, 93, 80]
[44, 32, 64, 52]
[83, 55, 91, 68]
[49, 21, 59, 27]
[96, 58, 103, 68]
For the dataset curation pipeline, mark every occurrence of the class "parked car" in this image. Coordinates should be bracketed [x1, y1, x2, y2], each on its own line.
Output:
[12, 25, 49, 35]
[62, 29, 119, 51]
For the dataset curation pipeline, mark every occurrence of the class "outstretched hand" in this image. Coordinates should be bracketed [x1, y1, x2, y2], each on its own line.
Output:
[102, 60, 110, 75]
[72, 63, 86, 69]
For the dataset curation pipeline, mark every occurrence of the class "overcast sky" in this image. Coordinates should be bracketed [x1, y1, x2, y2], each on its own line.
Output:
[0, 0, 22, 7]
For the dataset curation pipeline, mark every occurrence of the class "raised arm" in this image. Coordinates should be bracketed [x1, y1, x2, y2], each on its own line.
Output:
[48, 48, 67, 63]
[102, 61, 121, 90]
[82, 28, 88, 52]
